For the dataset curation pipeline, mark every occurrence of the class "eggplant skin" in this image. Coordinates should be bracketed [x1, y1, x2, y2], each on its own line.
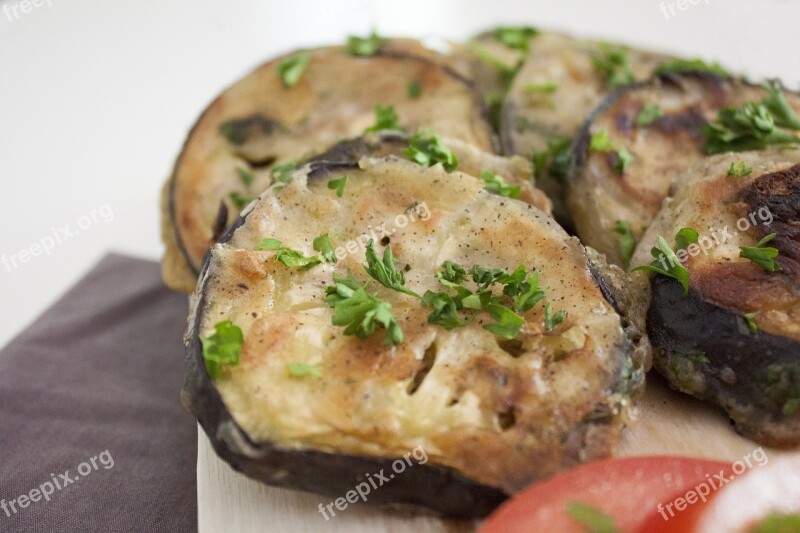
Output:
[647, 276, 800, 446]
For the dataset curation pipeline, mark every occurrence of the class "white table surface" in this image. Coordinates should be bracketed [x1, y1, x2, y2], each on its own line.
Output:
[2, 1, 799, 531]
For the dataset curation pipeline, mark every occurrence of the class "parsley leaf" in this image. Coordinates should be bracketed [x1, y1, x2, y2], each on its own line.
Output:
[636, 103, 662, 127]
[466, 41, 523, 88]
[740, 232, 781, 272]
[500, 266, 546, 312]
[347, 31, 386, 57]
[492, 26, 539, 52]
[407, 80, 422, 99]
[703, 100, 800, 154]
[313, 233, 337, 263]
[762, 82, 800, 130]
[590, 129, 614, 152]
[613, 220, 637, 268]
[744, 311, 759, 334]
[524, 82, 557, 93]
[287, 363, 322, 378]
[404, 129, 458, 172]
[201, 320, 243, 379]
[613, 146, 635, 174]
[727, 161, 753, 176]
[278, 53, 310, 88]
[229, 191, 256, 210]
[592, 44, 634, 88]
[327, 176, 348, 197]
[532, 136, 572, 183]
[479, 170, 521, 199]
[652, 58, 729, 77]
[256, 237, 326, 270]
[364, 240, 421, 298]
[422, 290, 471, 329]
[236, 166, 255, 187]
[365, 104, 401, 133]
[271, 161, 299, 184]
[483, 303, 525, 339]
[633, 228, 699, 295]
[544, 302, 567, 331]
[565, 501, 619, 533]
[325, 271, 404, 345]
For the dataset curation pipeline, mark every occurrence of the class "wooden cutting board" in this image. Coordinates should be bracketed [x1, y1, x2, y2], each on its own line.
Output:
[197, 373, 787, 532]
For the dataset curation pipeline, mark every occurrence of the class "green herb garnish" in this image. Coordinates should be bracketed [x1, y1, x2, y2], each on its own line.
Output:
[236, 166, 255, 187]
[479, 170, 521, 199]
[364, 240, 421, 298]
[201, 320, 243, 379]
[256, 236, 335, 270]
[532, 136, 572, 183]
[636, 103, 662, 127]
[278, 53, 310, 88]
[652, 58, 729, 77]
[592, 44, 634, 88]
[744, 311, 759, 334]
[404, 129, 458, 172]
[229, 192, 256, 210]
[524, 82, 557, 93]
[271, 161, 299, 184]
[483, 303, 526, 339]
[407, 80, 422, 99]
[633, 228, 699, 295]
[613, 220, 637, 268]
[727, 161, 753, 177]
[365, 104, 400, 133]
[544, 302, 567, 331]
[762, 82, 800, 130]
[287, 363, 322, 378]
[313, 233, 337, 263]
[740, 232, 781, 272]
[347, 31, 386, 56]
[325, 271, 403, 345]
[613, 146, 635, 174]
[492, 26, 539, 52]
[565, 501, 619, 533]
[327, 176, 348, 197]
[590, 129, 614, 152]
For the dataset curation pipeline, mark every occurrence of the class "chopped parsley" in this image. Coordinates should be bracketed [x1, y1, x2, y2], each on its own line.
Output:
[744, 311, 759, 334]
[532, 136, 572, 183]
[236, 166, 255, 187]
[479, 170, 521, 199]
[201, 320, 243, 379]
[325, 271, 403, 345]
[590, 129, 634, 175]
[727, 161, 753, 177]
[524, 82, 557, 93]
[740, 232, 781, 272]
[270, 161, 299, 184]
[364, 240, 421, 298]
[229, 192, 256, 210]
[492, 26, 539, 52]
[404, 130, 458, 172]
[483, 303, 526, 339]
[327, 176, 348, 197]
[365, 104, 401, 133]
[652, 58, 729, 77]
[590, 129, 614, 152]
[544, 302, 567, 331]
[613, 220, 637, 268]
[592, 44, 634, 88]
[407, 80, 422, 99]
[287, 363, 322, 378]
[347, 31, 386, 57]
[467, 41, 522, 88]
[635, 103, 662, 127]
[633, 228, 699, 295]
[278, 53, 310, 88]
[565, 501, 619, 533]
[256, 235, 336, 270]
[613, 146, 635, 174]
[313, 233, 337, 263]
[704, 84, 800, 154]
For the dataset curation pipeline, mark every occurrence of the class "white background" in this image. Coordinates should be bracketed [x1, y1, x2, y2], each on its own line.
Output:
[1, 0, 799, 348]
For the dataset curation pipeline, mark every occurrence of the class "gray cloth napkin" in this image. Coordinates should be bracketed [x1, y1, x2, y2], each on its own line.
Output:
[0, 254, 197, 532]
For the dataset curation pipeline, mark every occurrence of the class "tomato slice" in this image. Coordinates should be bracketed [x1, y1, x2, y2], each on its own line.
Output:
[639, 453, 800, 533]
[478, 456, 729, 533]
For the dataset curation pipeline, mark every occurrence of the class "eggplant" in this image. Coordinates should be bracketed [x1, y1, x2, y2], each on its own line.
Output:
[568, 73, 800, 268]
[182, 156, 649, 516]
[501, 32, 673, 227]
[631, 150, 800, 446]
[161, 41, 495, 293]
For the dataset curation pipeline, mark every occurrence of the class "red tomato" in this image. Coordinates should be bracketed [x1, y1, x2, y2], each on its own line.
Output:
[478, 456, 729, 533]
[639, 453, 800, 533]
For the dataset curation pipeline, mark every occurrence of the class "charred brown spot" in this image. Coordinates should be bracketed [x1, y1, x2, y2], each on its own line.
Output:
[738, 164, 800, 272]
[652, 107, 707, 141]
[218, 114, 283, 146]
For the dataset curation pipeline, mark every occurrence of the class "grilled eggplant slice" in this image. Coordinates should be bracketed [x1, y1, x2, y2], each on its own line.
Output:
[632, 150, 800, 446]
[162, 42, 495, 293]
[569, 74, 800, 267]
[502, 32, 673, 225]
[183, 157, 648, 516]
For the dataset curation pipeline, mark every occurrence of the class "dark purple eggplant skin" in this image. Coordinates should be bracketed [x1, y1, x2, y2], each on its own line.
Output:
[647, 276, 800, 446]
